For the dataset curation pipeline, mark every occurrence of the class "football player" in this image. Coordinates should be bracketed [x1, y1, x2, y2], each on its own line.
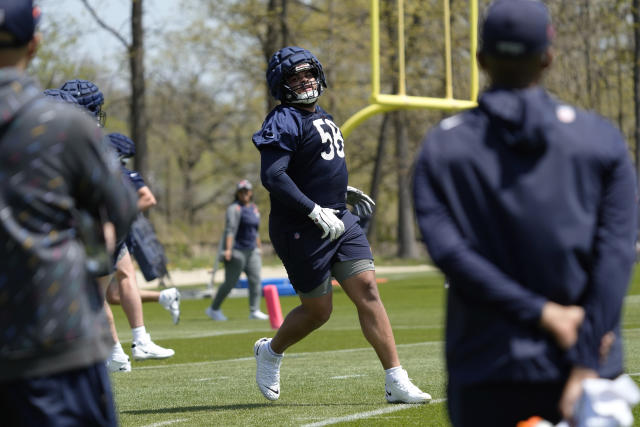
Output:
[104, 132, 180, 326]
[251, 46, 431, 404]
[59, 80, 176, 371]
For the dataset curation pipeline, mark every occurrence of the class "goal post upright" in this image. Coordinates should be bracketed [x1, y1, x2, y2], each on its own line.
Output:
[341, 0, 480, 138]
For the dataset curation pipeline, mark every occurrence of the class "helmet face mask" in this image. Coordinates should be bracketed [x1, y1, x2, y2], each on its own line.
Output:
[267, 46, 327, 105]
[96, 108, 107, 128]
[119, 156, 132, 166]
[282, 62, 322, 104]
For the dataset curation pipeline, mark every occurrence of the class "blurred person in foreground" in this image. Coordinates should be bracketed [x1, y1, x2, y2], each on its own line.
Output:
[0, 1, 138, 425]
[412, 1, 637, 426]
[251, 46, 430, 404]
[205, 179, 269, 321]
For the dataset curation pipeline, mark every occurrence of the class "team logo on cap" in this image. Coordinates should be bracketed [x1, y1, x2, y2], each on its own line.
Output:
[556, 105, 576, 123]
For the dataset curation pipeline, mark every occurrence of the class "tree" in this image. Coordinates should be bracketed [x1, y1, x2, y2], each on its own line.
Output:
[634, 0, 640, 189]
[80, 0, 149, 180]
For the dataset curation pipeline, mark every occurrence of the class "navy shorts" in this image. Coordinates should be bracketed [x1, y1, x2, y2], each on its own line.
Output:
[271, 220, 373, 293]
[447, 381, 563, 427]
[0, 363, 117, 427]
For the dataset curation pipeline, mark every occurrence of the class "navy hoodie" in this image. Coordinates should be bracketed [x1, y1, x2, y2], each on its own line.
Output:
[412, 86, 637, 387]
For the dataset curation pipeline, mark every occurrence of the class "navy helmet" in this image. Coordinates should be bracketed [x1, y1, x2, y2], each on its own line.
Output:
[43, 88, 80, 105]
[266, 46, 327, 104]
[59, 79, 106, 127]
[107, 132, 136, 160]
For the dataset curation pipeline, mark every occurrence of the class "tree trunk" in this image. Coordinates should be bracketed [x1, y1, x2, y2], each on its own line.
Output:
[280, 0, 289, 46]
[263, 0, 288, 113]
[366, 113, 390, 244]
[634, 0, 640, 189]
[582, 0, 593, 108]
[393, 110, 418, 258]
[130, 0, 148, 182]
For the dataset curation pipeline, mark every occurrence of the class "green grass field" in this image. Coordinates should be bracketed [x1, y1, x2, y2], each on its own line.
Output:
[110, 268, 640, 426]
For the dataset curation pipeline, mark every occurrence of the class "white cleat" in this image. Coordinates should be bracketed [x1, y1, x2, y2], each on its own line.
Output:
[131, 333, 175, 360]
[159, 288, 181, 325]
[385, 369, 431, 404]
[254, 337, 282, 401]
[249, 310, 269, 320]
[205, 306, 227, 321]
[107, 353, 131, 372]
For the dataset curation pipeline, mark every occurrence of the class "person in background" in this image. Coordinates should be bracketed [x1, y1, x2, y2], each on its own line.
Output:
[0, 1, 138, 424]
[206, 179, 269, 321]
[412, 1, 637, 425]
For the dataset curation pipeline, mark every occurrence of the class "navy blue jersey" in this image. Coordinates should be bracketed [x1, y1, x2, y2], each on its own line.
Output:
[413, 87, 636, 387]
[253, 104, 353, 229]
[121, 165, 146, 190]
[234, 202, 260, 250]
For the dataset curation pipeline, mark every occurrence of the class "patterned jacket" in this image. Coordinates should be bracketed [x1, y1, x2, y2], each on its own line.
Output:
[0, 68, 138, 381]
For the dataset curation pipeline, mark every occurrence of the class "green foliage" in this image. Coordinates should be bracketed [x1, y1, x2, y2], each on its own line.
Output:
[34, 0, 640, 254]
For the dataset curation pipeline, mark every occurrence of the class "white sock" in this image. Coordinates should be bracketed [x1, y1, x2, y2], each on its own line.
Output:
[111, 342, 126, 357]
[267, 341, 283, 357]
[132, 326, 147, 343]
[385, 366, 404, 381]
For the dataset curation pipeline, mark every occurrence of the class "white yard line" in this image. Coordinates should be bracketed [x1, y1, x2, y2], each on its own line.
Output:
[300, 398, 447, 427]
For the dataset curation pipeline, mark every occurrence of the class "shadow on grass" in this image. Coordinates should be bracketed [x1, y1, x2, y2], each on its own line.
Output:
[122, 402, 371, 415]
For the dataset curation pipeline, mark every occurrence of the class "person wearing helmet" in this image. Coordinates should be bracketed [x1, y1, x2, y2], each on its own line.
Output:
[59, 79, 106, 127]
[103, 133, 180, 326]
[205, 179, 269, 321]
[251, 46, 430, 404]
[60, 80, 176, 371]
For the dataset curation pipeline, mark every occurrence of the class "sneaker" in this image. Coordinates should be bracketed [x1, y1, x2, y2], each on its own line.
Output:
[254, 337, 282, 401]
[205, 306, 227, 321]
[159, 288, 181, 325]
[107, 353, 131, 372]
[131, 333, 175, 360]
[385, 369, 431, 404]
[249, 310, 269, 320]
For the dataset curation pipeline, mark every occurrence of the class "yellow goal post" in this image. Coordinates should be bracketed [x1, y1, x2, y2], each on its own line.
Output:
[341, 0, 480, 138]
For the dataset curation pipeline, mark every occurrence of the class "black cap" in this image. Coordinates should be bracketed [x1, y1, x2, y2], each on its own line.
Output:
[0, 0, 40, 48]
[480, 0, 553, 58]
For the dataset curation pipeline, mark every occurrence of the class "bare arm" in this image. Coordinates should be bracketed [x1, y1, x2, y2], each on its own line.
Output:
[137, 186, 157, 211]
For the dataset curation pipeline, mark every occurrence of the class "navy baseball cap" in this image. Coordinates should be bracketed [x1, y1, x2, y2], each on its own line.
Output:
[480, 0, 553, 57]
[0, 0, 40, 48]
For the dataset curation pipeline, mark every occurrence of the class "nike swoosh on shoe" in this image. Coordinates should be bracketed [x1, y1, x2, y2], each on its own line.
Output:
[265, 386, 279, 395]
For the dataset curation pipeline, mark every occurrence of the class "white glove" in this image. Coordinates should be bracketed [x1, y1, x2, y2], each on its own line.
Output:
[308, 204, 345, 241]
[570, 375, 640, 427]
[346, 186, 375, 217]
